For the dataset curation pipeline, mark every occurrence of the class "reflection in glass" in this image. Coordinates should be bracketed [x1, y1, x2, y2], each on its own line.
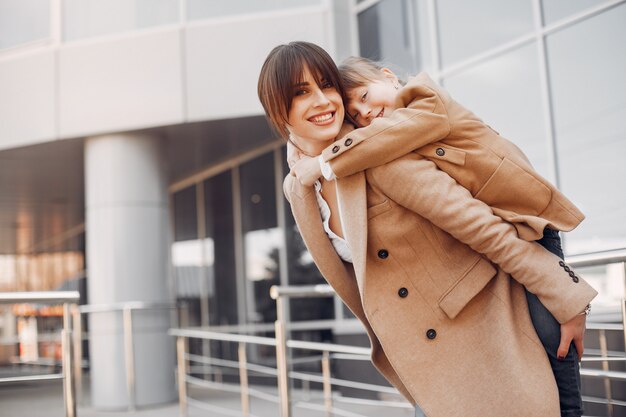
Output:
[542, 0, 605, 24]
[239, 152, 279, 326]
[357, 0, 418, 75]
[444, 43, 550, 177]
[547, 5, 626, 254]
[63, 0, 178, 41]
[0, 0, 50, 49]
[437, 0, 533, 67]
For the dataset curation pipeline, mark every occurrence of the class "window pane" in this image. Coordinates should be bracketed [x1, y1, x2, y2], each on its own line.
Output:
[63, 0, 179, 41]
[542, 0, 606, 24]
[547, 5, 626, 254]
[188, 0, 320, 21]
[204, 171, 237, 325]
[444, 43, 550, 177]
[239, 152, 279, 325]
[0, 0, 50, 49]
[437, 0, 534, 67]
[357, 0, 418, 74]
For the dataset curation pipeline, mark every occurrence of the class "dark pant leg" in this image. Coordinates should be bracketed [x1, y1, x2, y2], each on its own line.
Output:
[527, 228, 583, 417]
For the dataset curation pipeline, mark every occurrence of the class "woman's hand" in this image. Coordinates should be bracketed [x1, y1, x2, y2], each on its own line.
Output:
[558, 314, 586, 361]
[291, 155, 322, 186]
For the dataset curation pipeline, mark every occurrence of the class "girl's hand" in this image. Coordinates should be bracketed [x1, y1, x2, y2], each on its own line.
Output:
[291, 156, 322, 186]
[286, 141, 304, 168]
[558, 313, 586, 361]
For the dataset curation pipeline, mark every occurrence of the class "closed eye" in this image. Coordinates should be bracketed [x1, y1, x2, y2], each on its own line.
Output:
[361, 91, 368, 102]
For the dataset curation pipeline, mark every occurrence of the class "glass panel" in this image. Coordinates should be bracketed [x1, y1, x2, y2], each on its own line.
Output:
[239, 152, 280, 326]
[437, 0, 534, 67]
[357, 0, 419, 75]
[443, 43, 550, 177]
[203, 171, 237, 326]
[575, 263, 625, 315]
[0, 0, 50, 49]
[63, 0, 179, 41]
[547, 4, 626, 254]
[280, 148, 333, 323]
[188, 0, 320, 21]
[542, 0, 606, 24]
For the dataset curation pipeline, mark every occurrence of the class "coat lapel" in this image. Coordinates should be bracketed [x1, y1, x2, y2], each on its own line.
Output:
[286, 177, 364, 313]
[336, 172, 368, 300]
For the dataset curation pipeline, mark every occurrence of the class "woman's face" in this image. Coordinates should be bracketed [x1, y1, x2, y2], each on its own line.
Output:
[286, 66, 344, 149]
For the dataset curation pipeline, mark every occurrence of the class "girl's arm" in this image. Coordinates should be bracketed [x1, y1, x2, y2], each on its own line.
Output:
[366, 153, 597, 324]
[321, 75, 451, 179]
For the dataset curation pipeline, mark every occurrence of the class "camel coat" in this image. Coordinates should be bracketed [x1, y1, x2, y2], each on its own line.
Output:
[283, 154, 597, 417]
[321, 73, 584, 241]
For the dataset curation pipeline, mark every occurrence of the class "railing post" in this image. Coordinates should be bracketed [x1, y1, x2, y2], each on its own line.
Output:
[122, 307, 136, 411]
[238, 342, 250, 416]
[322, 350, 332, 416]
[177, 336, 188, 417]
[72, 306, 82, 406]
[62, 303, 76, 417]
[274, 294, 291, 417]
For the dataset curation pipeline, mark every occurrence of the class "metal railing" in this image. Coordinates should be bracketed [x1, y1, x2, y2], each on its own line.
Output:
[74, 301, 177, 411]
[170, 248, 626, 417]
[0, 291, 80, 417]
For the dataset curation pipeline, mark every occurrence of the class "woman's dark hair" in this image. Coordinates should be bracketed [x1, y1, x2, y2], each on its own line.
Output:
[257, 41, 344, 139]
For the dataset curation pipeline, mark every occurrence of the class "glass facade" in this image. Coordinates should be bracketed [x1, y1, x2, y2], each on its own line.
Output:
[0, 0, 50, 49]
[355, 0, 625, 316]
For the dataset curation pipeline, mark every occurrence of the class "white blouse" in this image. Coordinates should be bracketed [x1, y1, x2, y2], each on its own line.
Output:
[313, 180, 353, 263]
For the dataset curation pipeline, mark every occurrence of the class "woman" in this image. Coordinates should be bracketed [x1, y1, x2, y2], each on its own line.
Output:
[257, 41, 596, 417]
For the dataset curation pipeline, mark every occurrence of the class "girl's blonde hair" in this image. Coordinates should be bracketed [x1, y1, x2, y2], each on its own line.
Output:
[338, 56, 405, 92]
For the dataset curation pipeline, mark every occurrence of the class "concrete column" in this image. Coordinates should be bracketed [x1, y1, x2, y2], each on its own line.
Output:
[85, 132, 175, 409]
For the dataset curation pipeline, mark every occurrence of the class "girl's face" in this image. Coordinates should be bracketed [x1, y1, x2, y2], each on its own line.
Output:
[286, 66, 344, 150]
[346, 70, 399, 127]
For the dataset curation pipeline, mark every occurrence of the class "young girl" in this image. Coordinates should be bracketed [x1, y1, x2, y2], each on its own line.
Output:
[289, 55, 591, 417]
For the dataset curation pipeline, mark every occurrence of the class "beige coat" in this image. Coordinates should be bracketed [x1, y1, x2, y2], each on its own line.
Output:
[322, 72, 583, 241]
[283, 154, 597, 417]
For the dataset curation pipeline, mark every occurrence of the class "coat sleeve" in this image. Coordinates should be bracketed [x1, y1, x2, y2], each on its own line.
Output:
[367, 153, 597, 324]
[320, 80, 451, 178]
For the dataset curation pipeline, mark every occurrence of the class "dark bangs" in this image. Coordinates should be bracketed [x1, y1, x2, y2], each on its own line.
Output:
[257, 41, 343, 139]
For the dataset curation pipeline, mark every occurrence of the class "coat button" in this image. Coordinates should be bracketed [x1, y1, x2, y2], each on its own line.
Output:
[398, 287, 408, 298]
[426, 329, 437, 340]
[564, 266, 571, 272]
[377, 249, 389, 259]
[559, 261, 565, 267]
[332, 145, 340, 153]
[572, 276, 580, 283]
[344, 138, 353, 146]
[435, 147, 445, 157]
[568, 271, 576, 278]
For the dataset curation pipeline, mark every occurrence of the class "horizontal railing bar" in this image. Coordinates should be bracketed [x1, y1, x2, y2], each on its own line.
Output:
[331, 353, 372, 361]
[582, 395, 626, 407]
[0, 373, 64, 384]
[186, 353, 278, 377]
[0, 333, 62, 344]
[288, 370, 398, 394]
[287, 339, 370, 356]
[186, 375, 242, 394]
[79, 302, 175, 313]
[334, 395, 413, 409]
[0, 291, 79, 304]
[580, 368, 626, 380]
[584, 348, 626, 357]
[586, 322, 623, 330]
[581, 357, 626, 362]
[247, 387, 281, 404]
[565, 248, 626, 268]
[270, 284, 335, 300]
[186, 396, 260, 417]
[294, 400, 370, 417]
[170, 328, 277, 346]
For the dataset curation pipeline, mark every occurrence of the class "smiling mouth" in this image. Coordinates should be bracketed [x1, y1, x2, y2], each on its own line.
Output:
[309, 112, 335, 125]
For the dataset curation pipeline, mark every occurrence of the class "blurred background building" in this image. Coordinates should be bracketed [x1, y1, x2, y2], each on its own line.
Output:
[0, 0, 624, 415]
